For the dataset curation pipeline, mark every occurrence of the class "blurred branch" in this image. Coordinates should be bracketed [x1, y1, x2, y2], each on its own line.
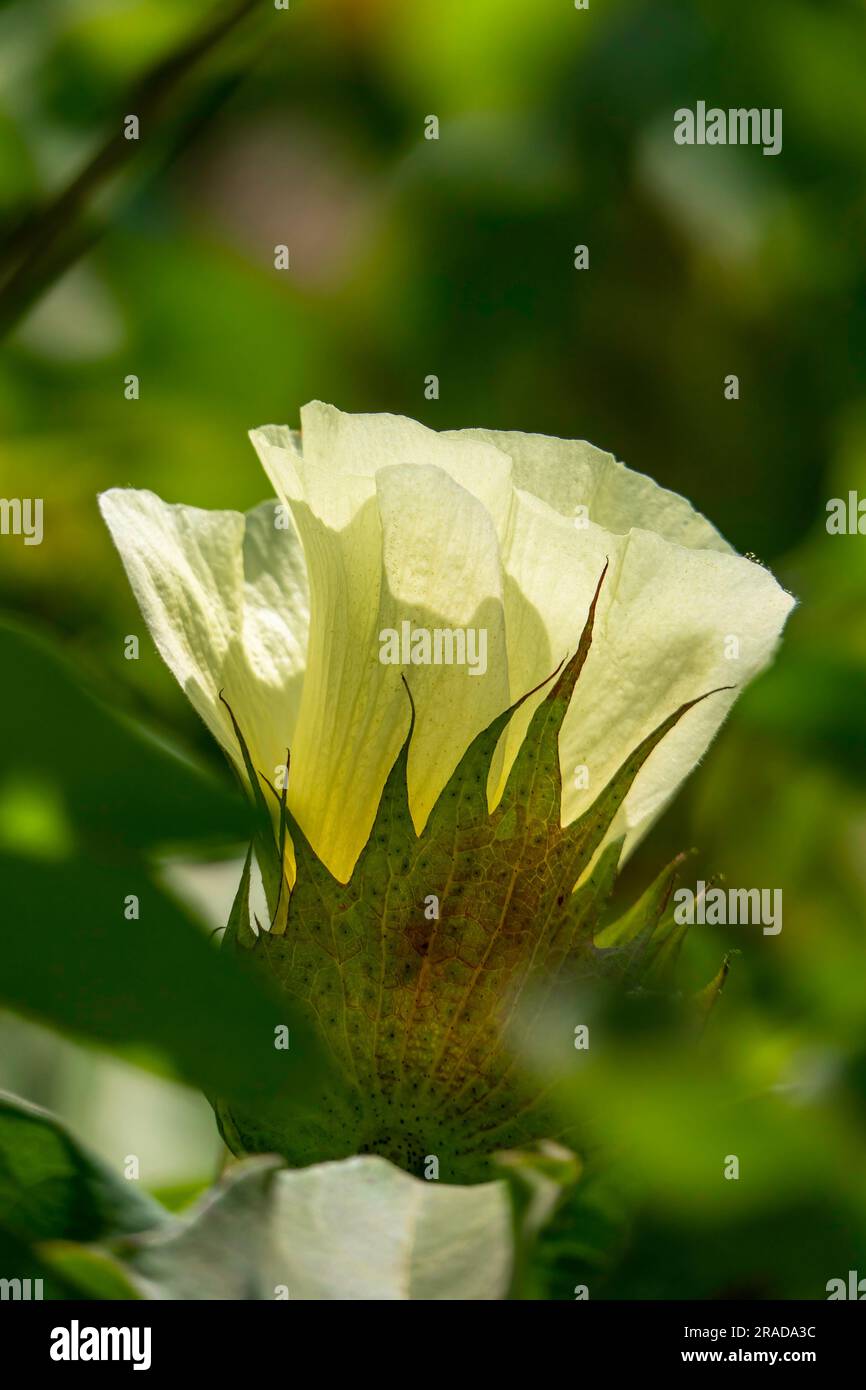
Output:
[0, 0, 266, 339]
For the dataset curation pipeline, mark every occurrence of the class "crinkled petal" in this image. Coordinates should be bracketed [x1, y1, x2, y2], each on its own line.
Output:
[98, 488, 309, 795]
[250, 422, 512, 881]
[444, 426, 734, 552]
[556, 529, 796, 861]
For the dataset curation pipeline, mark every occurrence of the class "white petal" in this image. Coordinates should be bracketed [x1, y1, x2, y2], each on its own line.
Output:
[250, 423, 512, 882]
[98, 489, 309, 796]
[444, 426, 734, 552]
[378, 463, 510, 834]
[557, 529, 796, 861]
[487, 487, 611, 801]
[438, 428, 792, 862]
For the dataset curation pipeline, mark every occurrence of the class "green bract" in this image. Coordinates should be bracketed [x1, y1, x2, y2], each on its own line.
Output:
[218, 568, 730, 1179]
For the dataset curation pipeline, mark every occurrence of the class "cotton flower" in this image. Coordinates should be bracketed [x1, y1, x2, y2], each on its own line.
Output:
[101, 401, 793, 884]
[100, 403, 794, 1177]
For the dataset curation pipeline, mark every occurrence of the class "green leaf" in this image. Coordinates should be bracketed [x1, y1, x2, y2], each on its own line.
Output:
[0, 853, 331, 1108]
[126, 1154, 512, 1301]
[0, 1091, 166, 1245]
[0, 1228, 84, 1300]
[0, 620, 250, 855]
[37, 1242, 148, 1300]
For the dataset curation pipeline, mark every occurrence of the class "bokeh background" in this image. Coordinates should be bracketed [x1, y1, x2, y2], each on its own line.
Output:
[1, 0, 865, 1297]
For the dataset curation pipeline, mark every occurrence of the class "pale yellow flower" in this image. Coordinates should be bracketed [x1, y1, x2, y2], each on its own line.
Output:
[100, 402, 794, 884]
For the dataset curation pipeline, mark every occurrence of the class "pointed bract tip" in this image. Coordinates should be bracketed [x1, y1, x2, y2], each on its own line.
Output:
[546, 558, 610, 708]
[400, 671, 417, 732]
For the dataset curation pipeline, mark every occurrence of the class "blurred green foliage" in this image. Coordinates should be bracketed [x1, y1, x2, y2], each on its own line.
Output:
[0, 0, 865, 1297]
[0, 622, 331, 1110]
